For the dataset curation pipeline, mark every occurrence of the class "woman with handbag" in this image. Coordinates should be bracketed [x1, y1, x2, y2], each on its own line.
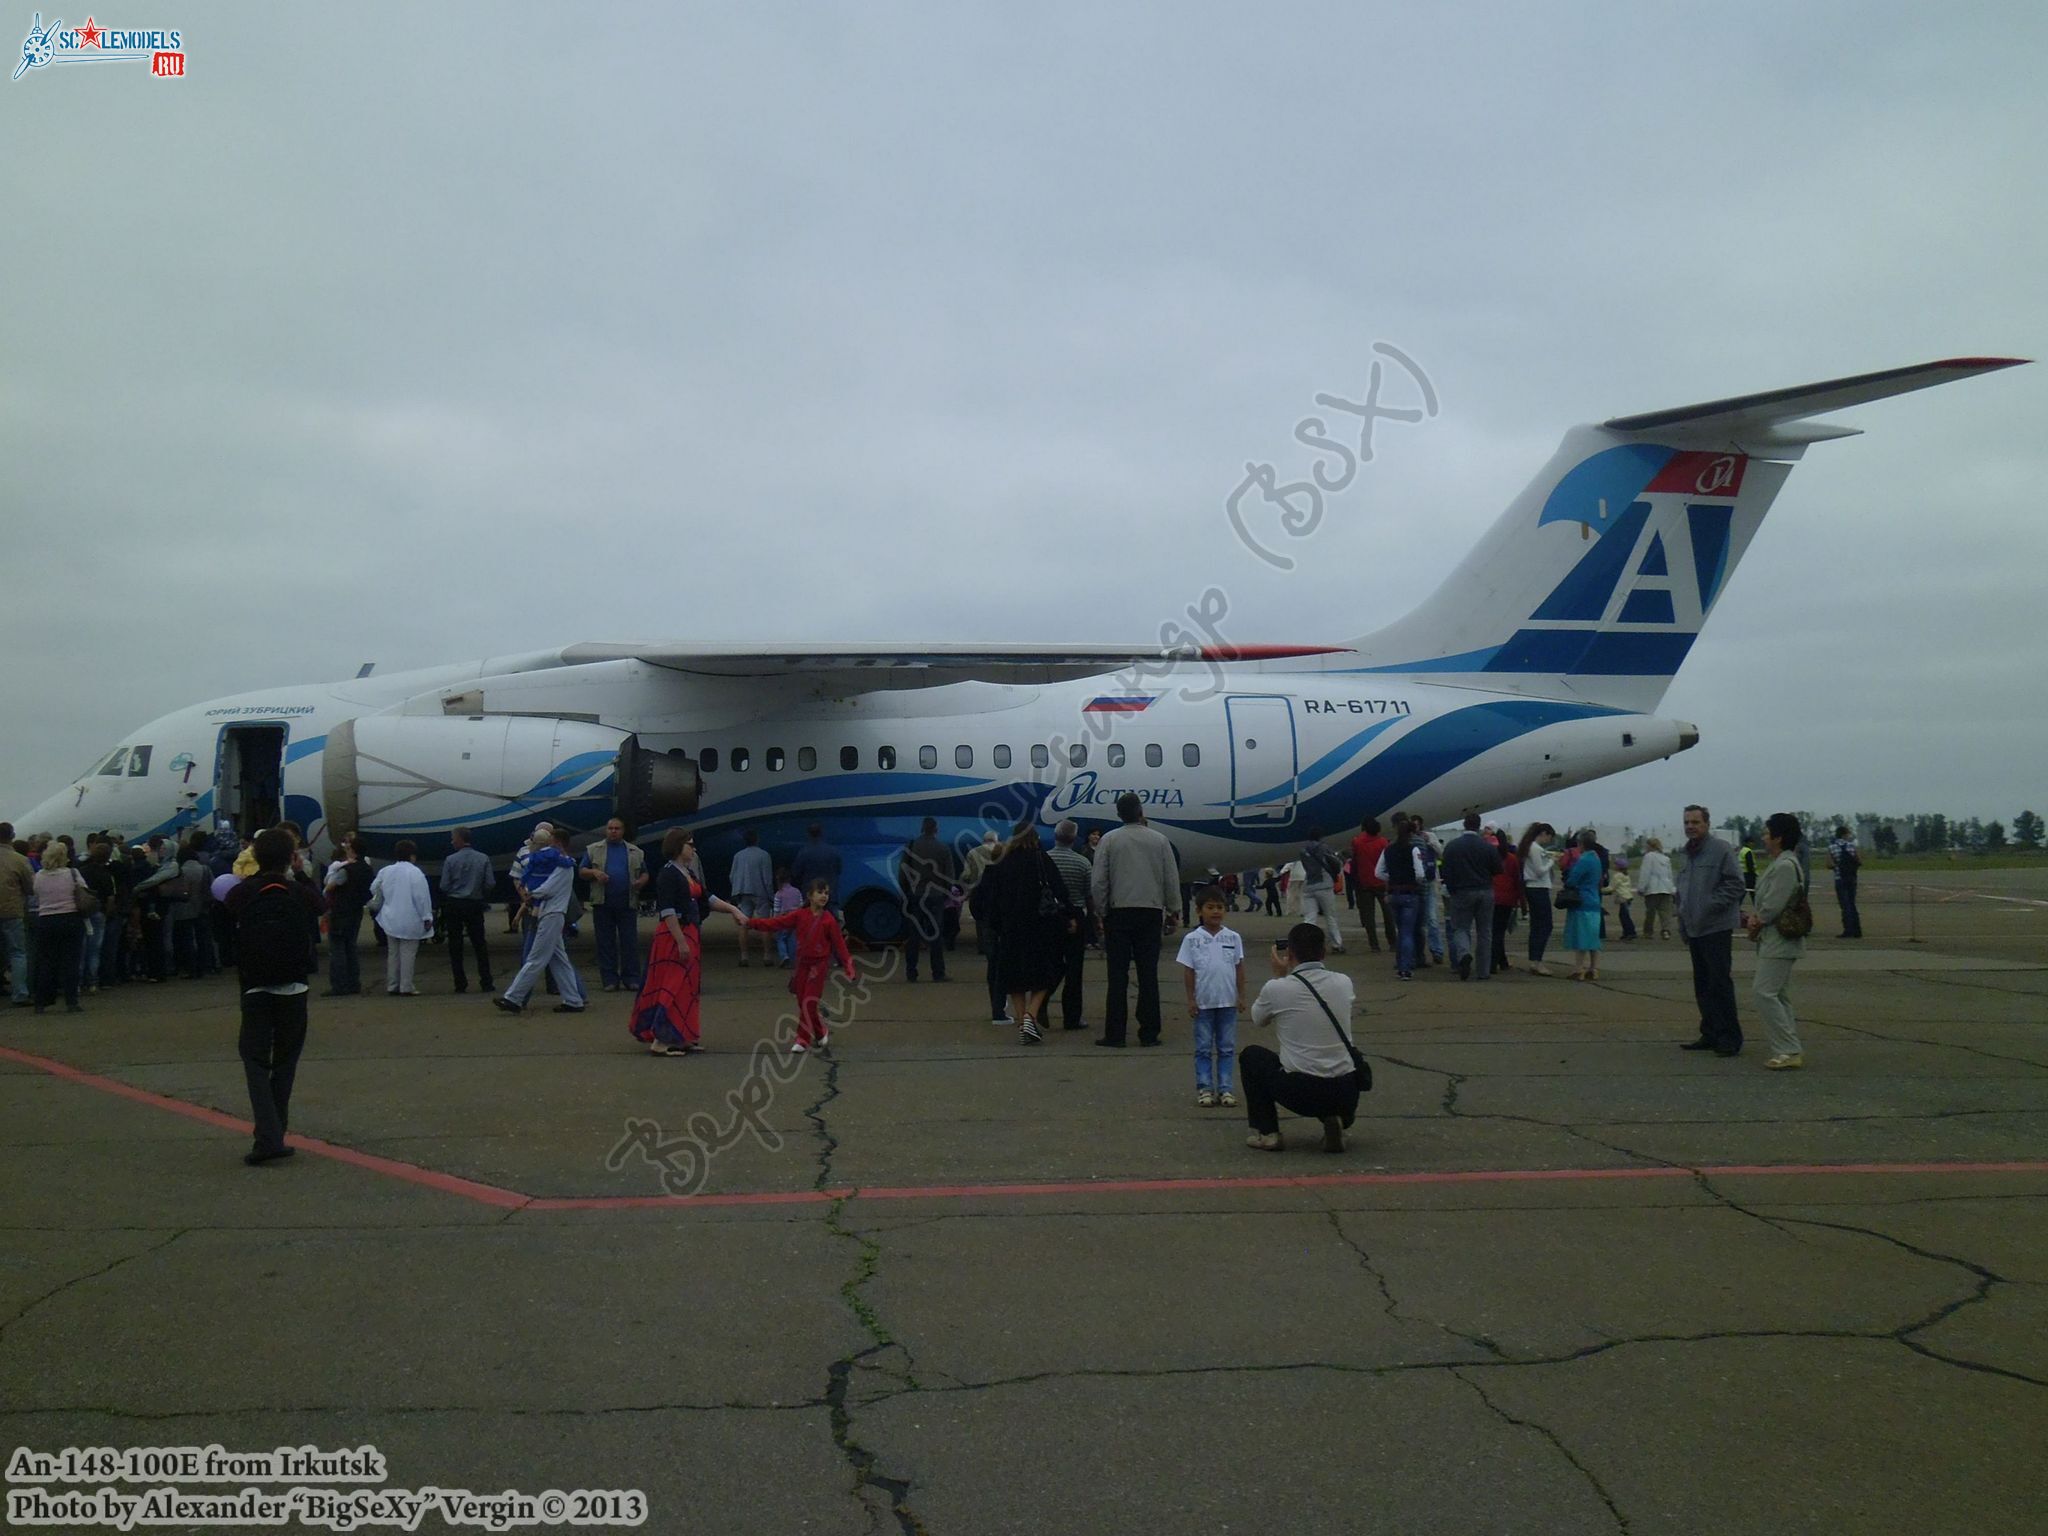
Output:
[988, 822, 1076, 1044]
[1743, 812, 1810, 1069]
[1560, 830, 1605, 981]
[30, 840, 90, 1014]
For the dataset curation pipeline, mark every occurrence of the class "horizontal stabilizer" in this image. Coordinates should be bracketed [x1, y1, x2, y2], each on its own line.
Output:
[1604, 357, 2026, 435]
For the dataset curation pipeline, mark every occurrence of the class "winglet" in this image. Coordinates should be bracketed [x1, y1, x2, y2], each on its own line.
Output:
[1604, 357, 2028, 435]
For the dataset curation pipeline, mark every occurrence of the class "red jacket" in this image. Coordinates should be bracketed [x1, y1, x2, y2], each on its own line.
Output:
[1492, 849, 1523, 907]
[1351, 833, 1388, 890]
[748, 905, 854, 976]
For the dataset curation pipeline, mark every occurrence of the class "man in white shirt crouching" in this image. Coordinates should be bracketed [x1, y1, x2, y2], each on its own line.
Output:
[1242, 922, 1365, 1153]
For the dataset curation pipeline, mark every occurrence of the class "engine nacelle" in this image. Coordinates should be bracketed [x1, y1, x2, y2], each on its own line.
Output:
[321, 715, 699, 857]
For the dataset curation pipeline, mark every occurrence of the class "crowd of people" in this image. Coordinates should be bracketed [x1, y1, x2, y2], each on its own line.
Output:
[1, 794, 1831, 1164]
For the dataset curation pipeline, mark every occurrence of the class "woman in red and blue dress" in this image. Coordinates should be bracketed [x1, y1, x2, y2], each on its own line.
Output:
[632, 829, 743, 1057]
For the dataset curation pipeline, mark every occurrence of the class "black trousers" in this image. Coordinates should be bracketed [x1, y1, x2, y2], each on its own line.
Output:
[33, 913, 83, 1009]
[1688, 930, 1742, 1050]
[239, 989, 309, 1155]
[1240, 1044, 1360, 1134]
[1101, 908, 1163, 1045]
[443, 898, 493, 989]
[1357, 888, 1395, 950]
[1057, 926, 1088, 1027]
[903, 889, 948, 979]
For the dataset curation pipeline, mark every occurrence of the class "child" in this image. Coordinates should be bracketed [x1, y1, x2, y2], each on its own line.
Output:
[747, 878, 855, 1053]
[770, 868, 802, 967]
[1176, 886, 1246, 1108]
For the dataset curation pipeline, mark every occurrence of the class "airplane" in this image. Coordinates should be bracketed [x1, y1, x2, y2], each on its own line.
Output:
[12, 356, 2023, 943]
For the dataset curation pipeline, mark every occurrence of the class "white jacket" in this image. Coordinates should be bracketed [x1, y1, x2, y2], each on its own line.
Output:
[370, 861, 435, 941]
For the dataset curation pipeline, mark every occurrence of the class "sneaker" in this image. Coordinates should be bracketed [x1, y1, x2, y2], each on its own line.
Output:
[1196, 1089, 1217, 1108]
[1019, 1016, 1042, 1044]
[816, 1032, 831, 1048]
[1245, 1132, 1283, 1151]
[1456, 954, 1473, 980]
[243, 1146, 295, 1167]
[1766, 1053, 1804, 1070]
[1218, 1091, 1237, 1108]
[663, 1044, 694, 1057]
[789, 1041, 807, 1055]
[991, 1015, 1012, 1026]
[552, 1004, 585, 1014]
[1320, 1116, 1346, 1153]
[492, 997, 523, 1015]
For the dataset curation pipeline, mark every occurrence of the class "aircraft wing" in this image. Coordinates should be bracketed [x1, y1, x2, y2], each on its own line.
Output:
[557, 640, 1350, 690]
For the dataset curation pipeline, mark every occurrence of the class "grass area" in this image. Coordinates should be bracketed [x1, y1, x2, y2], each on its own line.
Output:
[1866, 850, 2047, 872]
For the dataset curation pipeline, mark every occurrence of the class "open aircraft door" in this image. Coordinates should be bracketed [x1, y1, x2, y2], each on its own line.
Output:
[1226, 695, 1298, 828]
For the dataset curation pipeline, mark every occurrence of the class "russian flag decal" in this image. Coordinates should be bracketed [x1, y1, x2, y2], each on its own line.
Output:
[1083, 695, 1157, 713]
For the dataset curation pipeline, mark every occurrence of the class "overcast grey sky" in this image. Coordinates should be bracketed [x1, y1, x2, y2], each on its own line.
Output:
[4, 2, 2042, 834]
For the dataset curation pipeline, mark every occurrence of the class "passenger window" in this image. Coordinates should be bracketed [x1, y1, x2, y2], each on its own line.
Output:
[798, 746, 816, 771]
[698, 747, 719, 773]
[731, 747, 750, 773]
[878, 746, 896, 770]
[1145, 744, 1163, 768]
[1030, 745, 1049, 769]
[98, 749, 129, 776]
[993, 745, 1011, 769]
[919, 745, 938, 770]
[1107, 744, 1125, 768]
[766, 747, 786, 773]
[128, 746, 153, 777]
[1182, 743, 1200, 767]
[1069, 743, 1087, 768]
[840, 746, 859, 771]
[955, 745, 973, 769]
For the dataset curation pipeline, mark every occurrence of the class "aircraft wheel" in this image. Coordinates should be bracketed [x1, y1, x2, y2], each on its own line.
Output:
[844, 891, 905, 946]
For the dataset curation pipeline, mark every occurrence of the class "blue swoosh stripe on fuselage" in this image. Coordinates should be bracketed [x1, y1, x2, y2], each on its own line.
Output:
[1209, 716, 1407, 808]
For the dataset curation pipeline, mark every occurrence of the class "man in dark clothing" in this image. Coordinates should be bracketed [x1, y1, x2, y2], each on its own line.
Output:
[1045, 820, 1095, 1029]
[1088, 793, 1179, 1047]
[1441, 812, 1504, 980]
[790, 824, 844, 907]
[224, 828, 327, 1166]
[1675, 804, 1748, 1056]
[438, 826, 496, 993]
[898, 817, 956, 982]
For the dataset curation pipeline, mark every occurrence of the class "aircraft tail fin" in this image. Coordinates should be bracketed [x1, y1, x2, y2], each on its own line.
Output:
[1340, 357, 2025, 710]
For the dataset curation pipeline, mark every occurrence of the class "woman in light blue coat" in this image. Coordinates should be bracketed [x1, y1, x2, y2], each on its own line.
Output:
[1743, 812, 1808, 1069]
[1562, 830, 1604, 980]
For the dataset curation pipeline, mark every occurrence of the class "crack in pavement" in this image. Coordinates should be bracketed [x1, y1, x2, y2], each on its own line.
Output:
[806, 1050, 928, 1536]
[1323, 1208, 1505, 1360]
[1451, 1366, 1629, 1532]
[0, 1229, 187, 1343]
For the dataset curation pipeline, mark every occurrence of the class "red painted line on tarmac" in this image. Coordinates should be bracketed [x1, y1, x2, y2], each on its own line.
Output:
[7, 1044, 2047, 1212]
[0, 1045, 531, 1210]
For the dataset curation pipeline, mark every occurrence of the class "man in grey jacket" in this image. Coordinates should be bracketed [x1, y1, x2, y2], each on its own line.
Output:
[1440, 812, 1503, 981]
[1089, 793, 1180, 1047]
[1675, 803, 1748, 1055]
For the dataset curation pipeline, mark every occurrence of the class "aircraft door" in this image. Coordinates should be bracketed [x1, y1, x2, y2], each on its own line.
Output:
[1226, 695, 1298, 828]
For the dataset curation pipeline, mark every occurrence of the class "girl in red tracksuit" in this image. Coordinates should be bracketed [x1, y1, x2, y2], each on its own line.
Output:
[746, 879, 855, 1053]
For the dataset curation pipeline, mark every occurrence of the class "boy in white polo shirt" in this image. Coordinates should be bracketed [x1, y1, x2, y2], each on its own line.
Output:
[1177, 886, 1246, 1108]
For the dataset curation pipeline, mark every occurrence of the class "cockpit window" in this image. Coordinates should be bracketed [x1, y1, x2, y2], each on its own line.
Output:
[96, 749, 129, 776]
[127, 746, 153, 777]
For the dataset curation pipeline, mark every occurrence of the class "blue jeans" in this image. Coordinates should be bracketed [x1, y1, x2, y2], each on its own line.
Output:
[329, 906, 364, 994]
[2, 916, 27, 1001]
[79, 913, 105, 990]
[775, 928, 796, 964]
[1193, 1006, 1238, 1093]
[1422, 883, 1445, 960]
[1389, 891, 1421, 975]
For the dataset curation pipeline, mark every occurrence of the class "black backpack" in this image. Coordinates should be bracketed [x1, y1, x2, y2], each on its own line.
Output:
[238, 881, 313, 987]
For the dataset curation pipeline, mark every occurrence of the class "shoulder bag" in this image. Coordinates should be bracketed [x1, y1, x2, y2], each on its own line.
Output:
[1772, 862, 1814, 940]
[72, 870, 100, 918]
[1292, 973, 1373, 1092]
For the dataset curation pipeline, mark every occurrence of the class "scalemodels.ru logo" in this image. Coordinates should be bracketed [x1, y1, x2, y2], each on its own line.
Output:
[13, 12, 185, 80]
